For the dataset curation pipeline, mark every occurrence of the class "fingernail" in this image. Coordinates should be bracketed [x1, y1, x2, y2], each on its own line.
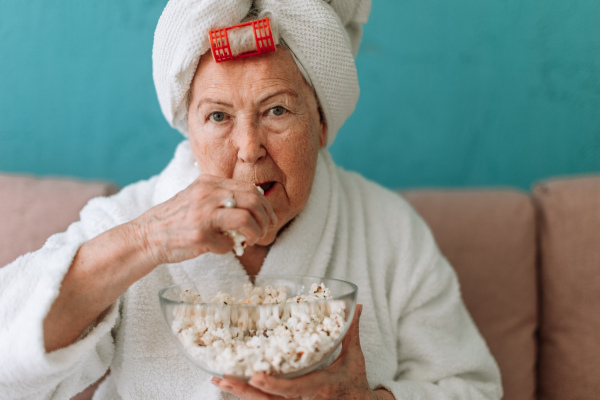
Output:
[211, 377, 221, 385]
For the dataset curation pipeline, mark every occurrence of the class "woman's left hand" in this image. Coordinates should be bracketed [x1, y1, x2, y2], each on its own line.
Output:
[211, 305, 394, 400]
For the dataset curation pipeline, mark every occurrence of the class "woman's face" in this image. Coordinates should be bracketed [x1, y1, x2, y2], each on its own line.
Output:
[188, 48, 327, 246]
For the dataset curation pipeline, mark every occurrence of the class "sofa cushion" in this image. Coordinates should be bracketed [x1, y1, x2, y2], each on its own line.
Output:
[533, 176, 600, 400]
[403, 189, 537, 400]
[0, 174, 118, 267]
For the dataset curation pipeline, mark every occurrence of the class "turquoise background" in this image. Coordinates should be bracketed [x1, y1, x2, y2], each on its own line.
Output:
[1, 0, 599, 189]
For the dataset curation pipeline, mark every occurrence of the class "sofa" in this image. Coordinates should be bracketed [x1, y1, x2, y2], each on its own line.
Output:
[1, 172, 599, 400]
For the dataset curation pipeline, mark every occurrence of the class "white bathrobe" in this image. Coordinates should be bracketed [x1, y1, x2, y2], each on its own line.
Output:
[0, 141, 502, 400]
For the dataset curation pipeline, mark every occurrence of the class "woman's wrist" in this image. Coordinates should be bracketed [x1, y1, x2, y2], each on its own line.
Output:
[78, 221, 157, 285]
[43, 221, 157, 352]
[126, 216, 163, 269]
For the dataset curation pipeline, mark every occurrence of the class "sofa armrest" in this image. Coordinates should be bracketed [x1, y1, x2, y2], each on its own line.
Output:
[534, 175, 600, 400]
[403, 189, 538, 400]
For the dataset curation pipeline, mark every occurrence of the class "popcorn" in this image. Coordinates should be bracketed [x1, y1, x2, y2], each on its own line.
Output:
[172, 283, 347, 376]
[223, 230, 246, 256]
[222, 184, 265, 257]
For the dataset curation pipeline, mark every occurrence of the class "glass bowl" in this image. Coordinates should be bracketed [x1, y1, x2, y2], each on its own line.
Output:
[158, 275, 357, 381]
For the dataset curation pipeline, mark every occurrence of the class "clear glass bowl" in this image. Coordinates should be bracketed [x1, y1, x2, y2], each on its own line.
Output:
[158, 275, 357, 381]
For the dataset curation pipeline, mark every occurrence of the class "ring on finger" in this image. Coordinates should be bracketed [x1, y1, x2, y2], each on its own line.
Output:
[222, 193, 237, 209]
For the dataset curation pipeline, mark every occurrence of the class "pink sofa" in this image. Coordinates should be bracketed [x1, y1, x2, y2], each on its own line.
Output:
[0, 174, 118, 268]
[1, 173, 599, 400]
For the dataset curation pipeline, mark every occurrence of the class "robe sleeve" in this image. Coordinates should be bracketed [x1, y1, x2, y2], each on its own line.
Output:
[376, 203, 503, 399]
[0, 177, 155, 399]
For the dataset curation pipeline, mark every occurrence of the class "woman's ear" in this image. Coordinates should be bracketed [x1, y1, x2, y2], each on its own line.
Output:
[319, 123, 328, 149]
[318, 107, 328, 149]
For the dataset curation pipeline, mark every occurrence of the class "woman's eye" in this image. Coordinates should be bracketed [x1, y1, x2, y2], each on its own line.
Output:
[269, 106, 287, 116]
[209, 112, 227, 123]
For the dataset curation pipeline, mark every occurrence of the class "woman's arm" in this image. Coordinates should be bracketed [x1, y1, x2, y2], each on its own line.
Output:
[43, 221, 151, 352]
[43, 174, 276, 352]
[0, 173, 275, 398]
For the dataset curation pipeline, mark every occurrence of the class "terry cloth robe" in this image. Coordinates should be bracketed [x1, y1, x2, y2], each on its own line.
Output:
[0, 141, 502, 400]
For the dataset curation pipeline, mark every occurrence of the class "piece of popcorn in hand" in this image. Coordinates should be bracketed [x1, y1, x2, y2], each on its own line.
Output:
[222, 185, 265, 257]
[223, 230, 246, 256]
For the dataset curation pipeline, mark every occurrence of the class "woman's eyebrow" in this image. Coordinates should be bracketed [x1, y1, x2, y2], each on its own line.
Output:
[196, 98, 233, 110]
[258, 89, 299, 105]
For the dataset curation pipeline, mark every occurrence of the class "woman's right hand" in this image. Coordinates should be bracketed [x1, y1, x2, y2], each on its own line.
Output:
[133, 174, 277, 266]
[44, 174, 276, 352]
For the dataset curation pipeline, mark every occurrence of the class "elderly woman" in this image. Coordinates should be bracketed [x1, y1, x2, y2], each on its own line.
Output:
[0, 1, 502, 399]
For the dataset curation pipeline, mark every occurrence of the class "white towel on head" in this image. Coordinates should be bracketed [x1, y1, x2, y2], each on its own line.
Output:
[152, 0, 371, 147]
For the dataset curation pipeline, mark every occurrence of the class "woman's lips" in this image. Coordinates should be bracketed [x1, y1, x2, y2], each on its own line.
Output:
[258, 181, 276, 196]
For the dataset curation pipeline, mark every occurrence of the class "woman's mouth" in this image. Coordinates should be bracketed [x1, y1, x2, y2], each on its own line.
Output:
[258, 181, 276, 196]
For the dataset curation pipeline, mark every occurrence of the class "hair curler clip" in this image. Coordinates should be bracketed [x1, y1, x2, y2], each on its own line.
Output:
[208, 17, 278, 63]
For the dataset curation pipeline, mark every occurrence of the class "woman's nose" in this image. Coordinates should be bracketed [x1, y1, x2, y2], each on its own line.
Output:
[234, 121, 267, 164]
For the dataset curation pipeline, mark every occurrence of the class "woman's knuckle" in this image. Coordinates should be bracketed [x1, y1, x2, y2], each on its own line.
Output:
[193, 178, 213, 194]
[189, 184, 201, 197]
[208, 206, 222, 224]
[197, 174, 211, 183]
[190, 229, 205, 244]
[238, 212, 253, 226]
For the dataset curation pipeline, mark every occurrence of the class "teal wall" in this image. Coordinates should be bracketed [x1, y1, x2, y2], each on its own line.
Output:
[1, 0, 599, 190]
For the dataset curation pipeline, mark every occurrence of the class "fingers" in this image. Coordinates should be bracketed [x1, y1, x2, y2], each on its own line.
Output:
[340, 304, 363, 356]
[201, 180, 277, 233]
[249, 374, 297, 397]
[213, 208, 264, 246]
[222, 189, 276, 230]
[206, 175, 265, 194]
[200, 175, 277, 224]
[239, 306, 366, 400]
[143, 174, 278, 263]
[211, 377, 291, 400]
[248, 373, 330, 399]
